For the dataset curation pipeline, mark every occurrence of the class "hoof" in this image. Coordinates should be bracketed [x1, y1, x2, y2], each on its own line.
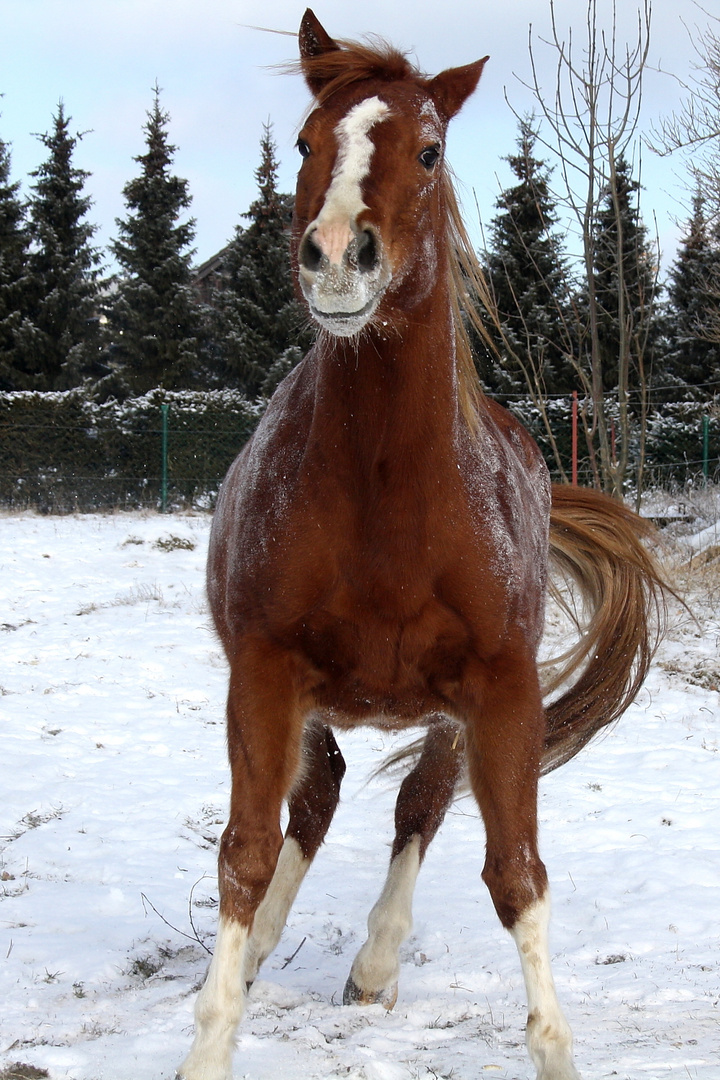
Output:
[343, 975, 398, 1010]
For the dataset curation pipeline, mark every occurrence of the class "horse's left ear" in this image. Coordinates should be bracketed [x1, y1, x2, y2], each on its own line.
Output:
[427, 57, 489, 121]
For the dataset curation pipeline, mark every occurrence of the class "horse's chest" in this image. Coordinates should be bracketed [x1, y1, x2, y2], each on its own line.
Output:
[293, 569, 486, 724]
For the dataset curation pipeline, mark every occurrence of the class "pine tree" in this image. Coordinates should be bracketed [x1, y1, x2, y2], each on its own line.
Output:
[481, 119, 574, 396]
[208, 123, 311, 396]
[108, 85, 199, 395]
[591, 155, 661, 394]
[0, 135, 30, 390]
[662, 191, 720, 400]
[12, 103, 102, 391]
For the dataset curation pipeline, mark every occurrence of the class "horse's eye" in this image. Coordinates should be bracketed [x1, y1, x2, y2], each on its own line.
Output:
[419, 145, 440, 170]
[297, 138, 311, 159]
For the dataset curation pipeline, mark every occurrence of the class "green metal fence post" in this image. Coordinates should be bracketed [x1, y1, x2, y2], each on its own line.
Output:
[161, 403, 169, 512]
[702, 414, 710, 482]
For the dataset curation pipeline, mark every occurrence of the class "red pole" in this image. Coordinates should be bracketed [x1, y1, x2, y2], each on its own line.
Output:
[571, 391, 578, 485]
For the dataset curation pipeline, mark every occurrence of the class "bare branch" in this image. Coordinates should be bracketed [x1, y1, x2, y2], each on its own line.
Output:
[648, 10, 720, 216]
[504, 0, 654, 496]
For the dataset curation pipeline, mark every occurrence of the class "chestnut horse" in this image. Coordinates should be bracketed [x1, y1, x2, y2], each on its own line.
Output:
[179, 11, 664, 1080]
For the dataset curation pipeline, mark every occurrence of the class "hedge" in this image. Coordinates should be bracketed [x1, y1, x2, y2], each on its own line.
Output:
[0, 388, 263, 512]
[0, 388, 717, 512]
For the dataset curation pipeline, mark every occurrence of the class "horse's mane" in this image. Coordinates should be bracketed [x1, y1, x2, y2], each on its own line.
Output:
[298, 37, 428, 105]
[442, 173, 497, 429]
[295, 36, 499, 430]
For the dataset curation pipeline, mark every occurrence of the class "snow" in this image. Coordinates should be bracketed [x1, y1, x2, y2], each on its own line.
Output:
[0, 509, 718, 1080]
[684, 519, 720, 553]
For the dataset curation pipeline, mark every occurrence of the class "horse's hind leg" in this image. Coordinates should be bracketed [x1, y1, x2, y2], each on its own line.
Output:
[510, 892, 580, 1080]
[243, 722, 346, 986]
[344, 720, 463, 1008]
[465, 662, 580, 1080]
[178, 640, 307, 1080]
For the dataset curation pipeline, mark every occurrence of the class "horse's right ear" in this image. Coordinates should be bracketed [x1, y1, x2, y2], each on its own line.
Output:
[299, 9, 341, 95]
[300, 12, 339, 59]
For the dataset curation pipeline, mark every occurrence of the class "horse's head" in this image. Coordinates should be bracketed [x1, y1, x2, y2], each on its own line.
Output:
[293, 9, 488, 338]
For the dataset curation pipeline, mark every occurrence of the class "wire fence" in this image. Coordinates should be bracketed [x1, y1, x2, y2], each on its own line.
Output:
[1, 423, 244, 512]
[0, 390, 262, 513]
[0, 390, 718, 512]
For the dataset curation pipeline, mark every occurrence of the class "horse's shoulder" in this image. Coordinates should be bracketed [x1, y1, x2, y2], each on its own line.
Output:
[458, 399, 549, 504]
[232, 357, 315, 474]
[479, 398, 546, 472]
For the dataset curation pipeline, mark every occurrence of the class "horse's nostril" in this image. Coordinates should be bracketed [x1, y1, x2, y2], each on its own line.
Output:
[356, 228, 378, 273]
[300, 231, 325, 273]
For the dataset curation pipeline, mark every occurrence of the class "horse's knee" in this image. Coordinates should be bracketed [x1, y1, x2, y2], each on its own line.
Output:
[219, 823, 283, 922]
[482, 853, 548, 930]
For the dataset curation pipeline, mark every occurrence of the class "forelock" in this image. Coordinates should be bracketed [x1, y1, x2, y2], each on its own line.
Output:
[298, 36, 429, 106]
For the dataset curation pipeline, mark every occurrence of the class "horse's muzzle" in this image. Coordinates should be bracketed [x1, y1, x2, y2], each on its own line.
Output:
[298, 222, 390, 336]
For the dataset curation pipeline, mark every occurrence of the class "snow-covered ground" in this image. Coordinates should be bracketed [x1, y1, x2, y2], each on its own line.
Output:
[0, 508, 718, 1080]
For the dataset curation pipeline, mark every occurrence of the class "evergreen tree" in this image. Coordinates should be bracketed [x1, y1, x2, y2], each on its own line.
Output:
[12, 103, 102, 391]
[662, 191, 720, 399]
[481, 119, 574, 396]
[208, 123, 311, 396]
[0, 134, 30, 390]
[591, 155, 661, 394]
[108, 85, 199, 394]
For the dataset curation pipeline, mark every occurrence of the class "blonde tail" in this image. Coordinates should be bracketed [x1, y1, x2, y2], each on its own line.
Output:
[542, 485, 667, 774]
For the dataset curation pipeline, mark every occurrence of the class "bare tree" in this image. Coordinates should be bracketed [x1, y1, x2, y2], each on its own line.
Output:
[650, 12, 720, 368]
[650, 11, 720, 221]
[507, 0, 659, 501]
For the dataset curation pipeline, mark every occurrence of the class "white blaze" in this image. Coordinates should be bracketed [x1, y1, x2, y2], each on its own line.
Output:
[316, 96, 390, 233]
[301, 94, 393, 331]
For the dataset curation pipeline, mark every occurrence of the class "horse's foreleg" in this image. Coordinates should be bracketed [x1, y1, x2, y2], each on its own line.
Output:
[178, 642, 305, 1080]
[465, 664, 580, 1080]
[344, 720, 463, 1008]
[511, 892, 580, 1080]
[243, 723, 346, 986]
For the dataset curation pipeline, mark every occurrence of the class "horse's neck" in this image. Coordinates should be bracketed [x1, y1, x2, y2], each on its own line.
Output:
[311, 301, 460, 471]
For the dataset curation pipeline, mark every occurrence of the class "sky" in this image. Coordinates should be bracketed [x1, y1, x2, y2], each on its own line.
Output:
[0, 0, 713, 275]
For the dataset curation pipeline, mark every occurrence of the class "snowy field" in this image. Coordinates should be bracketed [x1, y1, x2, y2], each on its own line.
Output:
[0, 507, 718, 1080]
